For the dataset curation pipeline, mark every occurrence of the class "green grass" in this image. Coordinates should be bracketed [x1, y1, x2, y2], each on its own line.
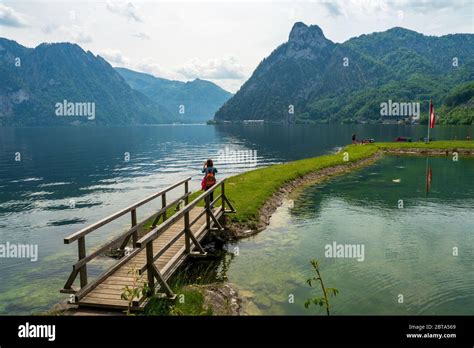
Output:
[376, 140, 474, 150]
[145, 287, 212, 316]
[144, 268, 218, 316]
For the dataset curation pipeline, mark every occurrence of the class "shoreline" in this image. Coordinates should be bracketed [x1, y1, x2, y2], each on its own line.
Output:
[225, 144, 474, 239]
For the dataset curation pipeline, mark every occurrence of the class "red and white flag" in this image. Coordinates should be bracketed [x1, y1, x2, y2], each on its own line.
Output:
[429, 100, 436, 129]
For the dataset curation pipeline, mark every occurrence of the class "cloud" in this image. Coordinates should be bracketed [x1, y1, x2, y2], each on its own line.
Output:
[178, 56, 245, 80]
[321, 2, 343, 17]
[134, 57, 178, 79]
[132, 32, 150, 40]
[41, 23, 59, 34]
[99, 49, 130, 66]
[97, 51, 176, 79]
[41, 23, 92, 43]
[106, 1, 143, 22]
[317, 0, 468, 17]
[68, 25, 92, 43]
[97, 50, 245, 86]
[391, 0, 466, 12]
[0, 3, 27, 27]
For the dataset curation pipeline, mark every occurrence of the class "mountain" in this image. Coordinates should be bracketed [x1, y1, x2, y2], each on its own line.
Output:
[215, 23, 474, 124]
[116, 67, 232, 123]
[0, 38, 173, 126]
[437, 82, 474, 125]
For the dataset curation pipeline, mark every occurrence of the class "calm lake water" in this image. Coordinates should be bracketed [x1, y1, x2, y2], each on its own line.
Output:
[0, 124, 472, 314]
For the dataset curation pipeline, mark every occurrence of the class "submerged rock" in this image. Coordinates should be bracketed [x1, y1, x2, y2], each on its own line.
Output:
[186, 283, 242, 316]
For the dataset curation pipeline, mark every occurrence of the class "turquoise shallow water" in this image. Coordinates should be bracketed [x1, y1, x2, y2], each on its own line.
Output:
[220, 156, 474, 315]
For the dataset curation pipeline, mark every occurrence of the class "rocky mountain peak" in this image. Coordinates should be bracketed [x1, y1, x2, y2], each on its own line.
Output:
[288, 22, 329, 48]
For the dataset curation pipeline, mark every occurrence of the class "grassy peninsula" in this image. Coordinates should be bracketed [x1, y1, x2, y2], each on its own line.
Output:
[221, 140, 474, 229]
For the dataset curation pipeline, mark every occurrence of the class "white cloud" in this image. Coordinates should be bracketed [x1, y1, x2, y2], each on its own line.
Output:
[106, 1, 143, 22]
[68, 25, 92, 43]
[41, 23, 92, 43]
[0, 3, 27, 27]
[99, 49, 130, 66]
[41, 23, 58, 34]
[97, 51, 177, 79]
[178, 56, 245, 80]
[132, 32, 150, 40]
[321, 2, 343, 17]
[134, 57, 178, 80]
[317, 0, 468, 17]
[391, 0, 466, 12]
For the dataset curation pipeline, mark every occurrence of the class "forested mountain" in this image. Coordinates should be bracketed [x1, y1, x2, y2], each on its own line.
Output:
[437, 82, 474, 125]
[215, 23, 474, 124]
[116, 67, 232, 123]
[0, 38, 172, 126]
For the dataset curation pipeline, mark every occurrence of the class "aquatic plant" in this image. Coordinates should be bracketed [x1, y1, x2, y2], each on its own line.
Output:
[121, 266, 150, 316]
[304, 259, 339, 316]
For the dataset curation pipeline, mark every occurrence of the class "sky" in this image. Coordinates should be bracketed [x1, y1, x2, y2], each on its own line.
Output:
[1, 0, 473, 92]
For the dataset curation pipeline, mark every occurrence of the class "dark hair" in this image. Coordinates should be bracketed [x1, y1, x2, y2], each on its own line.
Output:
[206, 159, 213, 167]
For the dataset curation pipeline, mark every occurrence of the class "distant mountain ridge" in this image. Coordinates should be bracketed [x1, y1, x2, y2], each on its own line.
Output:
[215, 23, 474, 124]
[0, 38, 173, 126]
[116, 67, 232, 122]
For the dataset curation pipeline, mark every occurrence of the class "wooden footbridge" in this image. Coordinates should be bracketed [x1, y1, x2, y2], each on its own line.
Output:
[60, 177, 235, 311]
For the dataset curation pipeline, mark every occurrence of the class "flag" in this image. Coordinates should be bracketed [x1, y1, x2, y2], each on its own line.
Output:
[429, 100, 436, 129]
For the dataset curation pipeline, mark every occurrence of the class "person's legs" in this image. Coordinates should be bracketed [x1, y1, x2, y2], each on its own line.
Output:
[205, 187, 214, 206]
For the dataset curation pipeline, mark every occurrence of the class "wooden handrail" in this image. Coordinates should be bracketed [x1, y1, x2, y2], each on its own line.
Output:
[72, 192, 190, 271]
[61, 176, 192, 293]
[64, 176, 191, 244]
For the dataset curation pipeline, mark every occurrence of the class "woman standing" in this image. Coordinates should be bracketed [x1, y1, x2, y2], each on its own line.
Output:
[202, 159, 217, 203]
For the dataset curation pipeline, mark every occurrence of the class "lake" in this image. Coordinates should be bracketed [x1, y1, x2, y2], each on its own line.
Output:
[0, 123, 472, 314]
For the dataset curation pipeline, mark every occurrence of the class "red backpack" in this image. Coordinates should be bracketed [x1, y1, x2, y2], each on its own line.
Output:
[205, 170, 216, 188]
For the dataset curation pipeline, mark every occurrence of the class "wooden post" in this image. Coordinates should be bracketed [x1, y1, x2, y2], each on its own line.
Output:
[78, 236, 87, 288]
[221, 182, 226, 212]
[146, 243, 155, 291]
[205, 195, 211, 229]
[184, 181, 189, 204]
[184, 210, 191, 253]
[161, 193, 167, 222]
[131, 209, 137, 246]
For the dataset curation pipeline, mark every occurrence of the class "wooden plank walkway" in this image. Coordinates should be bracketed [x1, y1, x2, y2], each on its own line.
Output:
[80, 207, 216, 309]
[61, 177, 235, 311]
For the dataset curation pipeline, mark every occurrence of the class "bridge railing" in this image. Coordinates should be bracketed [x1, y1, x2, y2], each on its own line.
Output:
[61, 176, 192, 298]
[135, 178, 235, 300]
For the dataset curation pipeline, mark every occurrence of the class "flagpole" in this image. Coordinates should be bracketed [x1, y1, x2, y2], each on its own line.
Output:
[425, 156, 429, 196]
[426, 99, 431, 143]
